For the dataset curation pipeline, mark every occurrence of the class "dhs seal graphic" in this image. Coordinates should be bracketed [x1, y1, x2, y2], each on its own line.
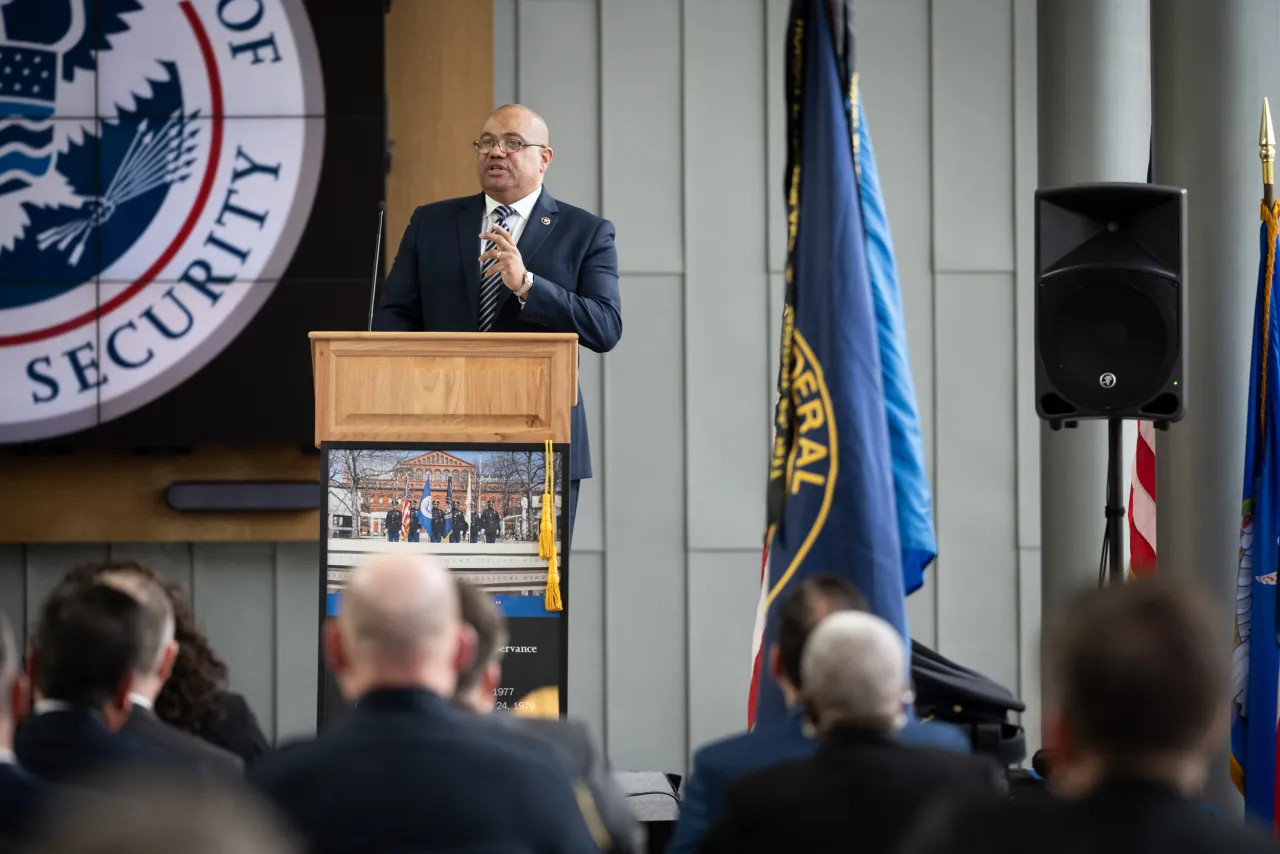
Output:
[0, 0, 324, 442]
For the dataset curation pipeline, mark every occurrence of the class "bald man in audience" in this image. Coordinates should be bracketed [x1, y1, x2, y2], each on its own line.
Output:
[249, 553, 600, 854]
[700, 612, 1001, 854]
[669, 574, 969, 854]
[96, 571, 241, 779]
[900, 579, 1280, 854]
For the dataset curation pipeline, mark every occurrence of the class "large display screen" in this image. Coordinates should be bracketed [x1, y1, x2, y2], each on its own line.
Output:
[319, 446, 570, 727]
[0, 0, 381, 447]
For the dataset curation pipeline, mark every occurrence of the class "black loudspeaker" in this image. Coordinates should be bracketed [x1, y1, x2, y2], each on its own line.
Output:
[1034, 182, 1187, 427]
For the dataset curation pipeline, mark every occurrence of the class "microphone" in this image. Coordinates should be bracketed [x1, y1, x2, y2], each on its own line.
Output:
[367, 200, 386, 331]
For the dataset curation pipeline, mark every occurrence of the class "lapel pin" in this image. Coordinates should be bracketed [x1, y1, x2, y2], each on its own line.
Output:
[541, 216, 551, 225]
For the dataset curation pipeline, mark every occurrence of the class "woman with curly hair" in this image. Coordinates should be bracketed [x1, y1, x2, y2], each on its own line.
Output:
[49, 561, 271, 765]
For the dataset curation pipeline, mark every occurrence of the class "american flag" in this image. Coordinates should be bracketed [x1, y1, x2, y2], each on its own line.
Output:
[400, 485, 413, 537]
[1128, 421, 1157, 576]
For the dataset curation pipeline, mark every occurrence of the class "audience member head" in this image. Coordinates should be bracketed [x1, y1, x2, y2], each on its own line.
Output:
[33, 585, 146, 731]
[476, 103, 553, 204]
[33, 779, 299, 854]
[800, 611, 910, 736]
[52, 562, 230, 735]
[324, 552, 475, 702]
[770, 574, 868, 706]
[1043, 578, 1228, 795]
[453, 581, 508, 712]
[0, 610, 28, 743]
[95, 571, 178, 704]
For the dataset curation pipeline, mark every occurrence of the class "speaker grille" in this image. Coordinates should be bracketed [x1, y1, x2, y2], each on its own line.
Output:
[1039, 270, 1177, 413]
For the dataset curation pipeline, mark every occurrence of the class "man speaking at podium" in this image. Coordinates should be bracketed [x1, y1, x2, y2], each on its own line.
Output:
[373, 104, 622, 540]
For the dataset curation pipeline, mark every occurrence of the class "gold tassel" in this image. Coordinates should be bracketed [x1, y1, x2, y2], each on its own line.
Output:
[540, 440, 562, 611]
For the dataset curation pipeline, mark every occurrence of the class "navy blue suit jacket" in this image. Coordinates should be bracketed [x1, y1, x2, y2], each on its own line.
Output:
[248, 688, 600, 854]
[666, 709, 972, 854]
[373, 188, 622, 481]
[0, 762, 47, 846]
[13, 709, 186, 787]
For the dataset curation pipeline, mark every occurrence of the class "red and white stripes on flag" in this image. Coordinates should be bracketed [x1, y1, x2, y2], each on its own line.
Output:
[1128, 420, 1157, 576]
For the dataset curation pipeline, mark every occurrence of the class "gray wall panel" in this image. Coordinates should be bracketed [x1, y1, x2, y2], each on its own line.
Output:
[860, 0, 934, 490]
[567, 550, 605, 745]
[494, 0, 518, 107]
[274, 542, 320, 743]
[517, 0, 601, 214]
[600, 0, 683, 274]
[1017, 545, 1042, 753]
[684, 0, 769, 550]
[905, 572, 938, 650]
[109, 543, 194, 592]
[767, 271, 784, 408]
[192, 543, 277, 743]
[765, 0, 788, 275]
[0, 547, 25, 642]
[687, 550, 761, 757]
[603, 274, 686, 772]
[576, 349, 605, 552]
[934, 273, 1019, 692]
[930, 0, 1015, 272]
[24, 545, 108, 637]
[1014, 0, 1040, 550]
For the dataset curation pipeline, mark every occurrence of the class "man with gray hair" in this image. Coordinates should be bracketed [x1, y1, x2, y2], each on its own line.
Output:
[701, 611, 1001, 854]
[94, 570, 241, 779]
[249, 552, 600, 854]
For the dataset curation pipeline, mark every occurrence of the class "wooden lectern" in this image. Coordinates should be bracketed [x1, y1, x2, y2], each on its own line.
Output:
[309, 332, 579, 727]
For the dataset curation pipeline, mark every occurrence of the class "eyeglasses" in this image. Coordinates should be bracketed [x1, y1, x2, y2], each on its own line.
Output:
[473, 137, 547, 155]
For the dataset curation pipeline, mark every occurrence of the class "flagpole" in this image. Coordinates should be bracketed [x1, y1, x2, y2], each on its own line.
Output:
[1262, 97, 1275, 208]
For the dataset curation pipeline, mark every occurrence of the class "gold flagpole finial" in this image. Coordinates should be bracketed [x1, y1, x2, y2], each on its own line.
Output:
[1262, 97, 1276, 205]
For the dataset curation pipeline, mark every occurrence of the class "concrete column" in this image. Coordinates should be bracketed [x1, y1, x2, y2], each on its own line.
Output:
[1152, 0, 1280, 812]
[1036, 0, 1150, 686]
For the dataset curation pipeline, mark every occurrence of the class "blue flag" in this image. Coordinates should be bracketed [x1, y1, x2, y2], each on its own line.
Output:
[755, 0, 907, 726]
[418, 474, 432, 529]
[1230, 199, 1280, 832]
[443, 479, 454, 538]
[856, 97, 935, 595]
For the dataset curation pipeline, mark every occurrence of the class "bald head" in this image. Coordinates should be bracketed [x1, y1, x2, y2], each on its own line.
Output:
[476, 103, 553, 204]
[801, 612, 908, 733]
[339, 553, 460, 667]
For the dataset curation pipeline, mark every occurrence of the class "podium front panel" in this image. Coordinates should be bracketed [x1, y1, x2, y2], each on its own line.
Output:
[316, 442, 570, 728]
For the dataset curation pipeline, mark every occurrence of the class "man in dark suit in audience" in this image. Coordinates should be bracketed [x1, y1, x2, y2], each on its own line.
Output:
[900, 579, 1280, 854]
[0, 610, 49, 847]
[700, 612, 1001, 854]
[668, 574, 972, 854]
[17, 585, 157, 786]
[453, 580, 643, 854]
[373, 104, 623, 541]
[97, 571, 242, 779]
[249, 553, 600, 854]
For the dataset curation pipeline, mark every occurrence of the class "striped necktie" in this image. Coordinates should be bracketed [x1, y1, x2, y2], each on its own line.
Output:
[479, 205, 516, 331]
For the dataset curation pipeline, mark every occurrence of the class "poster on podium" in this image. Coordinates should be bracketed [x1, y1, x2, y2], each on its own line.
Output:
[317, 445, 568, 728]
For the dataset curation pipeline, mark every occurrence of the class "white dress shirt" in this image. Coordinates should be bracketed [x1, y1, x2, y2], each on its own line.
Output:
[481, 186, 542, 252]
[33, 699, 74, 715]
[128, 692, 153, 710]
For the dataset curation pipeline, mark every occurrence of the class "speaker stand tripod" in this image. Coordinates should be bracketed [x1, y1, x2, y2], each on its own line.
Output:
[1101, 418, 1125, 586]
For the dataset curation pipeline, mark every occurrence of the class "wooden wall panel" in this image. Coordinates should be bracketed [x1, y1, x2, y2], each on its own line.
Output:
[384, 0, 495, 247]
[0, 448, 319, 544]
